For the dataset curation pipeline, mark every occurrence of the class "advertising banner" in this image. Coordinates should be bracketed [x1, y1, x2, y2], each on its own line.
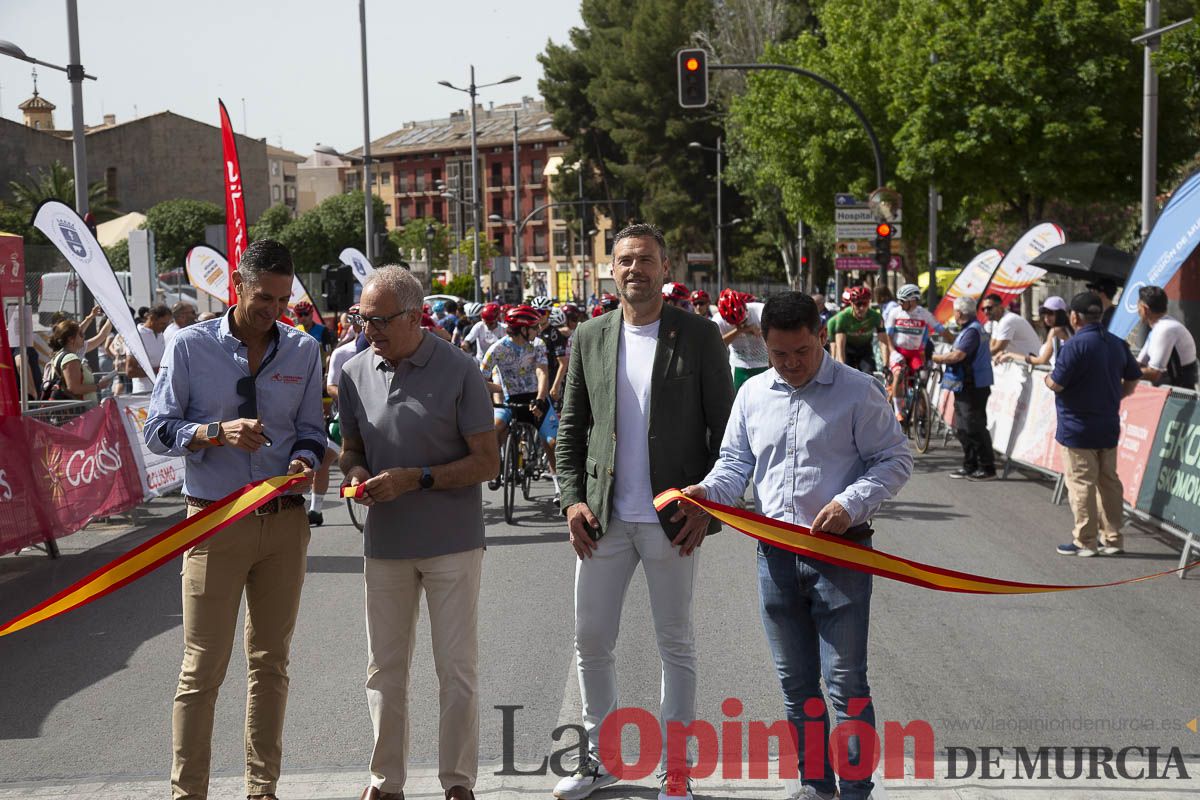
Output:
[1135, 394, 1200, 529]
[219, 99, 248, 306]
[32, 200, 156, 379]
[116, 395, 185, 498]
[185, 245, 230, 305]
[0, 416, 54, 553]
[976, 223, 1065, 317]
[1109, 170, 1200, 339]
[339, 247, 375, 285]
[0, 312, 19, 416]
[1008, 374, 1062, 473]
[986, 362, 1031, 455]
[0, 232, 24, 297]
[1115, 384, 1171, 506]
[933, 249, 1003, 324]
[24, 400, 144, 536]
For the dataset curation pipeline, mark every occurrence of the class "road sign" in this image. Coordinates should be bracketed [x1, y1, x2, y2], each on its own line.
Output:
[686, 252, 714, 264]
[836, 240, 902, 255]
[835, 193, 864, 207]
[888, 254, 904, 272]
[836, 222, 903, 240]
[835, 207, 902, 224]
[836, 257, 879, 272]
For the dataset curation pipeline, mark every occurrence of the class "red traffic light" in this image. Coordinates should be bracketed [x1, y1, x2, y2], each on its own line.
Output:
[685, 57, 700, 72]
[875, 222, 893, 238]
[677, 49, 709, 109]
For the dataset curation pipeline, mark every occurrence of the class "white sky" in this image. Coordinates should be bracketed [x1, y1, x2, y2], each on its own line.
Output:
[0, 0, 582, 154]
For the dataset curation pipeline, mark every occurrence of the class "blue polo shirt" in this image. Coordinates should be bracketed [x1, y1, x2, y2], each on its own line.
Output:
[1049, 324, 1142, 449]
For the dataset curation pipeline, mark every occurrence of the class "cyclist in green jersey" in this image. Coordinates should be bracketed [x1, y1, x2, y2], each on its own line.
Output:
[827, 285, 888, 374]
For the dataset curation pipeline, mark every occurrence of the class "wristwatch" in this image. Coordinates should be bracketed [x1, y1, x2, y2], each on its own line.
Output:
[203, 422, 222, 445]
[419, 467, 435, 490]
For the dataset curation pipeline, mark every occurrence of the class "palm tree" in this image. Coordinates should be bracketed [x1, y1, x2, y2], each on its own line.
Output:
[8, 160, 118, 222]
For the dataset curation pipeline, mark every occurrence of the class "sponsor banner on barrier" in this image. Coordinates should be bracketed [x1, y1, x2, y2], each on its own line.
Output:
[116, 395, 185, 498]
[1008, 375, 1062, 473]
[1116, 385, 1170, 506]
[1136, 394, 1200, 529]
[24, 400, 144, 535]
[986, 362, 1031, 454]
[0, 416, 55, 552]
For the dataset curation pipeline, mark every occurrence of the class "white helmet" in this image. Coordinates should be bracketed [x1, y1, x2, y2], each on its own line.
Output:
[530, 296, 553, 310]
[897, 284, 922, 302]
[463, 302, 484, 319]
[548, 308, 566, 327]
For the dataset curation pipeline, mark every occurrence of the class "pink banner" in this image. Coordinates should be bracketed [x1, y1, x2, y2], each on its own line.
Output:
[1116, 384, 1170, 505]
[0, 416, 55, 554]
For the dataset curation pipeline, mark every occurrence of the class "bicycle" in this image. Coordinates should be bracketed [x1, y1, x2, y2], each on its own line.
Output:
[893, 360, 935, 454]
[495, 401, 544, 524]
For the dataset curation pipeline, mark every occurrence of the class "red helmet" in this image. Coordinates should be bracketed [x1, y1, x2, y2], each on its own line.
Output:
[420, 312, 437, 330]
[600, 293, 620, 311]
[480, 302, 500, 323]
[561, 302, 583, 320]
[690, 290, 711, 305]
[717, 288, 748, 326]
[847, 286, 871, 306]
[662, 282, 689, 302]
[293, 300, 314, 316]
[504, 304, 541, 330]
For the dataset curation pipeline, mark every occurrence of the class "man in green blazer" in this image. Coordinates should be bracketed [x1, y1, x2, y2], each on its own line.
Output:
[553, 223, 734, 800]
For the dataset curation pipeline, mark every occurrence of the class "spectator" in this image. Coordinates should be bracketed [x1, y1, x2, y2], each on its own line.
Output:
[338, 266, 498, 800]
[981, 292, 1041, 358]
[164, 301, 198, 348]
[1046, 292, 1142, 557]
[932, 296, 996, 480]
[197, 311, 219, 322]
[1086, 279, 1120, 329]
[127, 304, 171, 393]
[1136, 285, 1198, 389]
[874, 284, 897, 322]
[440, 299, 460, 335]
[44, 320, 111, 405]
[1000, 296, 1073, 367]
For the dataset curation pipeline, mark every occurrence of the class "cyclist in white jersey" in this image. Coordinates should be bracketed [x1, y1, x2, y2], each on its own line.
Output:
[885, 284, 947, 420]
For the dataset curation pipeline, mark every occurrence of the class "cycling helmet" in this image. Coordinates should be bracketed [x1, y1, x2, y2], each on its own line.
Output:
[561, 302, 583, 320]
[847, 286, 871, 306]
[841, 288, 853, 306]
[897, 283, 922, 302]
[662, 282, 689, 302]
[432, 300, 446, 313]
[548, 308, 567, 327]
[480, 302, 500, 323]
[420, 312, 437, 330]
[293, 300, 314, 316]
[530, 295, 553, 310]
[504, 304, 541, 330]
[717, 288, 748, 327]
[690, 289, 711, 305]
[463, 301, 483, 319]
[599, 293, 620, 311]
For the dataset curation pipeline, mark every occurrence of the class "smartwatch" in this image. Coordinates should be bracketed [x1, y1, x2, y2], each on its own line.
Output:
[419, 467, 435, 490]
[203, 422, 222, 445]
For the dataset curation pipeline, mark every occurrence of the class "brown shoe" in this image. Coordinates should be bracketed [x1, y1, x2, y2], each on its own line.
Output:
[359, 787, 405, 800]
[444, 787, 474, 800]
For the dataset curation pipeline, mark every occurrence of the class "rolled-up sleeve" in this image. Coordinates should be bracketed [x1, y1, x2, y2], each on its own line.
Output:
[144, 336, 200, 458]
[700, 389, 754, 506]
[289, 343, 327, 467]
[833, 380, 913, 524]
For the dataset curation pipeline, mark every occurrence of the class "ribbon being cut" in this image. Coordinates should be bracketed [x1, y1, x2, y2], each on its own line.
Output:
[655, 489, 1197, 594]
[0, 474, 305, 638]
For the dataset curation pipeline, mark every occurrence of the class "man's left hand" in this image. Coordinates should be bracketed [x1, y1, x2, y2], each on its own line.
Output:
[811, 500, 851, 534]
[671, 485, 710, 556]
[362, 467, 420, 503]
[286, 458, 315, 494]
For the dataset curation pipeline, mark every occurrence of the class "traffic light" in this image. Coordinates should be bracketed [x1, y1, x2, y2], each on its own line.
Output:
[677, 49, 709, 108]
[874, 221, 892, 268]
[321, 263, 355, 312]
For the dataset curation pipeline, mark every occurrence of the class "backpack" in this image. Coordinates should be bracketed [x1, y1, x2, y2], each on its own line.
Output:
[39, 352, 76, 401]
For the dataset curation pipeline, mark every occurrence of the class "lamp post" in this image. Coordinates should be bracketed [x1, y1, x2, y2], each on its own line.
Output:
[688, 138, 724, 291]
[357, 0, 374, 260]
[438, 67, 521, 303]
[425, 222, 436, 292]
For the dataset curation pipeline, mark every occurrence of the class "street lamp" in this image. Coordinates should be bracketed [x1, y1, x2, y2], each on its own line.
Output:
[438, 67, 521, 303]
[688, 138, 726, 292]
[425, 222, 437, 292]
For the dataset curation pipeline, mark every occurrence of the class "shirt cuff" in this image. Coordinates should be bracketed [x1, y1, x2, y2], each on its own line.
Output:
[832, 491, 864, 526]
[169, 423, 200, 458]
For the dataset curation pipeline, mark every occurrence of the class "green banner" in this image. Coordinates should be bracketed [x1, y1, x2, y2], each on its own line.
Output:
[1136, 395, 1200, 530]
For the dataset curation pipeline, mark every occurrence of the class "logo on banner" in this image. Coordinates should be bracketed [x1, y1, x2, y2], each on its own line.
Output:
[1123, 280, 1146, 314]
[351, 257, 368, 277]
[200, 254, 223, 287]
[0, 469, 11, 502]
[56, 217, 92, 263]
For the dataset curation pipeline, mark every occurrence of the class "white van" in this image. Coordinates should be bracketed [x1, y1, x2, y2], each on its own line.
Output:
[38, 271, 197, 324]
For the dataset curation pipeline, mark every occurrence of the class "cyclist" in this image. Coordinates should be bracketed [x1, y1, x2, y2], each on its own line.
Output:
[715, 288, 771, 392]
[463, 301, 502, 362]
[481, 305, 560, 500]
[690, 289, 713, 319]
[543, 307, 570, 406]
[885, 283, 947, 421]
[591, 292, 620, 318]
[663, 281, 692, 311]
[453, 301, 483, 347]
[827, 285, 887, 374]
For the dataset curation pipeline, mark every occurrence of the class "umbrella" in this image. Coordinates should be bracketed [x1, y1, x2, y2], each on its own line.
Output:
[1027, 242, 1134, 284]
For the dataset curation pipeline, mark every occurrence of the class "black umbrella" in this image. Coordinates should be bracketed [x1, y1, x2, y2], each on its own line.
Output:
[1027, 242, 1134, 284]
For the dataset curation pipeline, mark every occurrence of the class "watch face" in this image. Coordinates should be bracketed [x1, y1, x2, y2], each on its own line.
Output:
[207, 422, 221, 440]
[420, 471, 434, 488]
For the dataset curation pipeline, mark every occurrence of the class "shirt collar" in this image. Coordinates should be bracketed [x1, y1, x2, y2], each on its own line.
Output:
[218, 307, 281, 353]
[374, 331, 436, 372]
[768, 352, 835, 392]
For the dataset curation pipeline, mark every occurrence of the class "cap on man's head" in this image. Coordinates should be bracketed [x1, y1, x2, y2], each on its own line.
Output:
[1070, 291, 1103, 316]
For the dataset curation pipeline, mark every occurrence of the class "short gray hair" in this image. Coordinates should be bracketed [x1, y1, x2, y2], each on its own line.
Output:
[363, 265, 423, 311]
[953, 296, 977, 316]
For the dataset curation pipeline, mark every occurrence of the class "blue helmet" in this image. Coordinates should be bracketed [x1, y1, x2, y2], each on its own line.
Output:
[433, 300, 446, 313]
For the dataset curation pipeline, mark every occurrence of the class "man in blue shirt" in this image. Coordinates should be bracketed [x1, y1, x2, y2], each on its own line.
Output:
[932, 296, 996, 480]
[678, 292, 912, 800]
[145, 238, 326, 800]
[1046, 292, 1142, 557]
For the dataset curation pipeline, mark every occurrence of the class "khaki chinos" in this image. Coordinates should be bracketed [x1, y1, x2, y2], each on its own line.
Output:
[172, 505, 310, 800]
[1062, 446, 1124, 550]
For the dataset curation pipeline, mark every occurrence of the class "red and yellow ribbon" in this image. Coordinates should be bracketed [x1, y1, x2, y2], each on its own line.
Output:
[655, 489, 1198, 594]
[0, 474, 305, 638]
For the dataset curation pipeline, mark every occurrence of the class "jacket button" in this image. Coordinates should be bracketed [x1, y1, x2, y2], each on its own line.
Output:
[612, 432, 617, 441]
[607, 467, 614, 476]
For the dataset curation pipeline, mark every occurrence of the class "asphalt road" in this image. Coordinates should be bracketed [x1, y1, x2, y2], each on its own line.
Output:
[1, 442, 1198, 792]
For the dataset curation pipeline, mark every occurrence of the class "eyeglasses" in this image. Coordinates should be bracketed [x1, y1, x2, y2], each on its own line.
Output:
[347, 310, 413, 328]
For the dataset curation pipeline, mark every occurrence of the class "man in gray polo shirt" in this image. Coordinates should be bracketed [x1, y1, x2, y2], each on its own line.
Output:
[337, 266, 499, 800]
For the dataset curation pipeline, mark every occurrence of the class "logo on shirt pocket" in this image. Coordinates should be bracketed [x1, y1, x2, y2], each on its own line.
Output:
[270, 372, 304, 385]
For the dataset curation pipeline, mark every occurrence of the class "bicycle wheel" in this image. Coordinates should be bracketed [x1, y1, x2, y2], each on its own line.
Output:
[521, 427, 535, 501]
[346, 498, 364, 531]
[503, 431, 519, 524]
[913, 384, 932, 453]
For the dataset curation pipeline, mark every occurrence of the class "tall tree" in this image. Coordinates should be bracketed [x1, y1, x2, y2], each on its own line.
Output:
[143, 199, 224, 272]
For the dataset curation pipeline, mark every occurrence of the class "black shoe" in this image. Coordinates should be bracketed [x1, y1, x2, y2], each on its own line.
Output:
[307, 510, 324, 526]
[949, 468, 972, 479]
[968, 469, 997, 481]
[488, 477, 501, 491]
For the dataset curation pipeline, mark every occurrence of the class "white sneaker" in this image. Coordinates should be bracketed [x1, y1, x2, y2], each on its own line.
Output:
[788, 786, 836, 800]
[553, 755, 618, 799]
[657, 770, 693, 800]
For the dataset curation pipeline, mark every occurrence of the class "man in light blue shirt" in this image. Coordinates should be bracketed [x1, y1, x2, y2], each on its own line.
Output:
[144, 239, 325, 800]
[678, 292, 911, 800]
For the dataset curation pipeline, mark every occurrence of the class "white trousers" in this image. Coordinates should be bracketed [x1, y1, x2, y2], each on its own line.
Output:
[574, 517, 699, 768]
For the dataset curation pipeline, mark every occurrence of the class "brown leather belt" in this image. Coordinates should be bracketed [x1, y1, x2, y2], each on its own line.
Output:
[184, 494, 305, 516]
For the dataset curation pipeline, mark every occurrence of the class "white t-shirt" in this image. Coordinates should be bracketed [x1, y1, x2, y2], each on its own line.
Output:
[987, 311, 1041, 357]
[715, 301, 770, 369]
[464, 320, 500, 363]
[1141, 315, 1197, 371]
[163, 321, 182, 348]
[327, 339, 359, 392]
[132, 323, 166, 394]
[613, 319, 661, 523]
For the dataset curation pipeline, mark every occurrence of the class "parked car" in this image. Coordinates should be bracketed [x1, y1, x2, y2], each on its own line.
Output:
[38, 271, 197, 324]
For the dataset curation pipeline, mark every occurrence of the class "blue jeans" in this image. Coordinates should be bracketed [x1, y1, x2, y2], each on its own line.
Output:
[757, 541, 875, 800]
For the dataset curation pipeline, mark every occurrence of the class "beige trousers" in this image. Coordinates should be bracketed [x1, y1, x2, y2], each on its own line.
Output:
[1063, 446, 1125, 549]
[365, 547, 483, 793]
[171, 506, 310, 800]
